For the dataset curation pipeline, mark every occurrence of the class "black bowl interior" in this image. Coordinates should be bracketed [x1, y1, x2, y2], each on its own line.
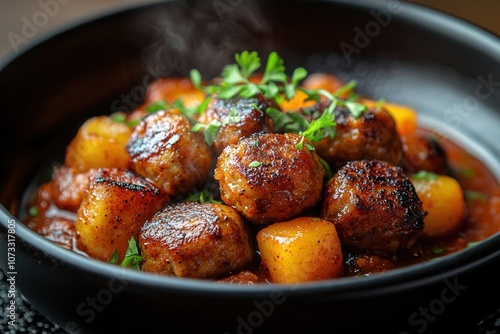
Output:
[2, 0, 500, 333]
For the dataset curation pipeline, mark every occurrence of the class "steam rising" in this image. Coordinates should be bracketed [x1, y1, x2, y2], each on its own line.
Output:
[137, 0, 272, 81]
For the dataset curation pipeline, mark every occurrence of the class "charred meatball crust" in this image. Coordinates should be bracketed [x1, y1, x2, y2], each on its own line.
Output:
[313, 105, 403, 171]
[214, 132, 325, 225]
[197, 93, 274, 154]
[140, 202, 254, 279]
[126, 110, 213, 197]
[321, 159, 425, 256]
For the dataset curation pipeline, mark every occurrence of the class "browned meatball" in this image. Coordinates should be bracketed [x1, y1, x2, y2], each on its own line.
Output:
[321, 159, 425, 256]
[197, 94, 274, 154]
[214, 132, 325, 225]
[313, 104, 403, 171]
[344, 252, 396, 276]
[50, 166, 97, 212]
[126, 110, 213, 197]
[402, 133, 448, 174]
[140, 202, 254, 279]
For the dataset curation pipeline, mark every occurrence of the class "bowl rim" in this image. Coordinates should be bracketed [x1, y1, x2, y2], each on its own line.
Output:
[2, 0, 500, 297]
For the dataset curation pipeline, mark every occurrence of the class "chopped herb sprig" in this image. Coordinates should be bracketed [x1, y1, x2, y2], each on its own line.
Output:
[108, 237, 143, 270]
[190, 51, 368, 148]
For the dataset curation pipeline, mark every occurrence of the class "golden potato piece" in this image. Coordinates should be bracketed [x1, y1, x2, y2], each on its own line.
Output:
[65, 115, 132, 172]
[75, 168, 169, 262]
[257, 217, 343, 284]
[410, 173, 465, 238]
[140, 202, 254, 279]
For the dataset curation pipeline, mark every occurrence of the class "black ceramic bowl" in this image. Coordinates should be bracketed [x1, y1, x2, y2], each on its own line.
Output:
[2, 1, 500, 333]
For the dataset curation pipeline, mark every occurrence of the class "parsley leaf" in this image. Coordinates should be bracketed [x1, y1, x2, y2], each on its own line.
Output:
[464, 190, 488, 201]
[191, 120, 221, 146]
[121, 238, 143, 270]
[190, 50, 368, 146]
[190, 51, 305, 108]
[108, 250, 119, 265]
[411, 170, 439, 181]
[185, 188, 222, 204]
[301, 109, 336, 144]
[249, 161, 262, 167]
[108, 238, 143, 270]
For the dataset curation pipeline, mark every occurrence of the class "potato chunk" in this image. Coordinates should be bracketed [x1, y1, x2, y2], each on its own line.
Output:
[410, 173, 466, 238]
[65, 115, 132, 172]
[140, 202, 254, 279]
[50, 166, 97, 212]
[256, 217, 343, 284]
[75, 168, 168, 262]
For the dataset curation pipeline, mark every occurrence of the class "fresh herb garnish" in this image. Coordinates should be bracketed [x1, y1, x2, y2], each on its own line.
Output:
[191, 108, 243, 145]
[431, 245, 445, 255]
[185, 188, 222, 204]
[28, 206, 39, 217]
[300, 109, 337, 143]
[458, 167, 475, 178]
[121, 238, 144, 270]
[320, 157, 333, 181]
[190, 51, 367, 147]
[108, 237, 143, 270]
[108, 250, 119, 265]
[467, 241, 481, 248]
[249, 160, 262, 168]
[411, 170, 439, 181]
[190, 51, 305, 108]
[464, 190, 488, 201]
[110, 112, 127, 123]
[110, 112, 139, 128]
[145, 100, 168, 113]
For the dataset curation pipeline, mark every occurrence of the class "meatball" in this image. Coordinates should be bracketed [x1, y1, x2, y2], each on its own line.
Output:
[197, 94, 274, 154]
[126, 110, 213, 197]
[140, 202, 254, 279]
[50, 166, 97, 212]
[313, 104, 403, 171]
[214, 132, 325, 225]
[321, 159, 425, 256]
[75, 168, 169, 262]
[402, 133, 448, 174]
